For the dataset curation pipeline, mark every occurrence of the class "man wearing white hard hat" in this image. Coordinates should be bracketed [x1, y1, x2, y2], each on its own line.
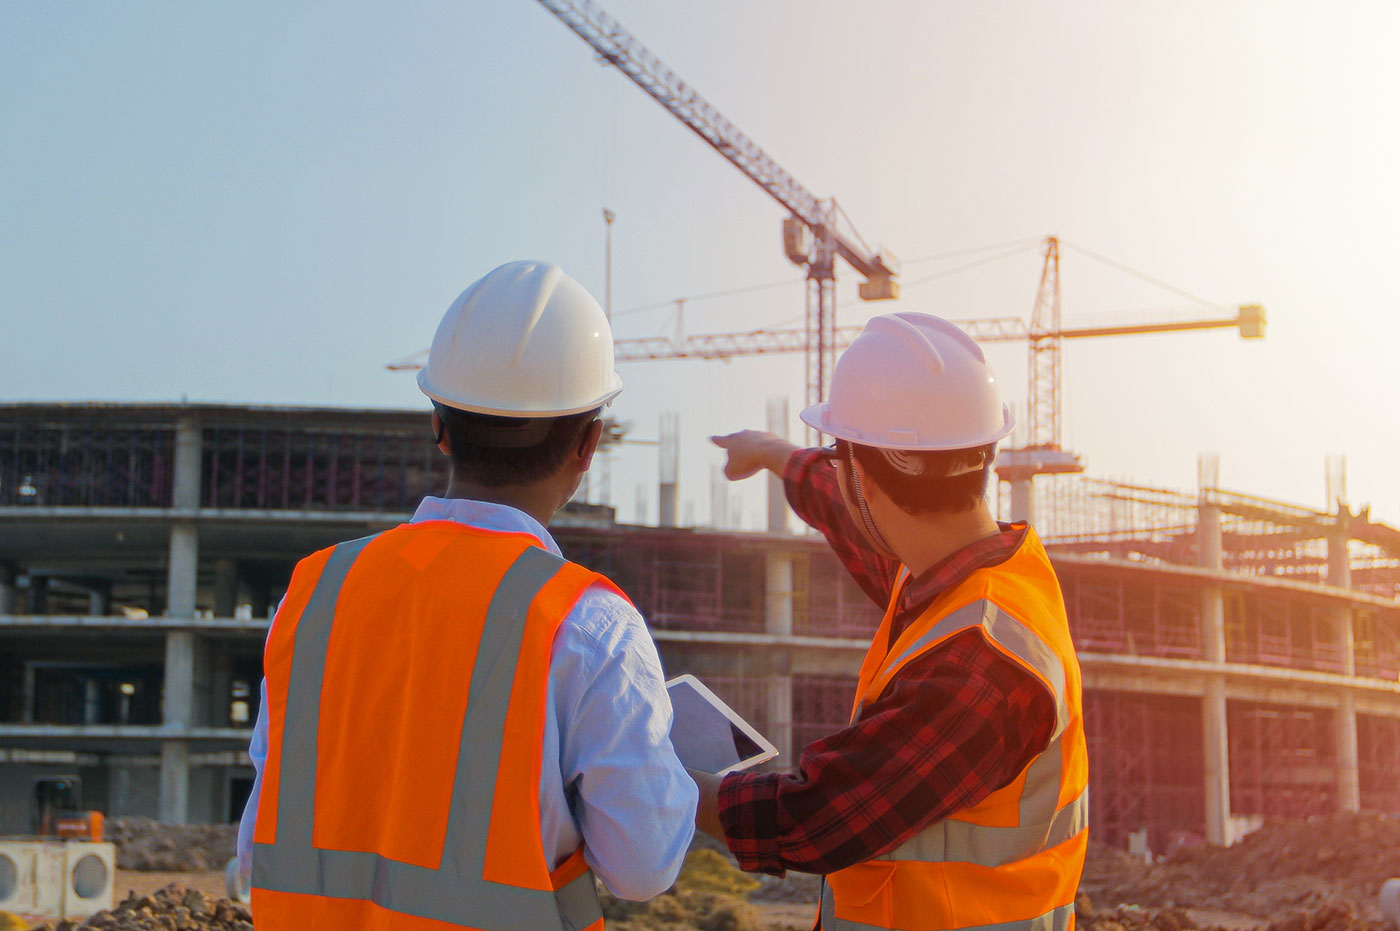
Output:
[240, 261, 696, 930]
[699, 313, 1087, 931]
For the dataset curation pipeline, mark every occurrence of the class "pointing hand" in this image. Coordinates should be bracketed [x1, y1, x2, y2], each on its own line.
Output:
[709, 431, 799, 482]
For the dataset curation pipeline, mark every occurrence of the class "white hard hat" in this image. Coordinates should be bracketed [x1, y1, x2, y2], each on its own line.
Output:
[417, 260, 623, 417]
[799, 312, 1014, 450]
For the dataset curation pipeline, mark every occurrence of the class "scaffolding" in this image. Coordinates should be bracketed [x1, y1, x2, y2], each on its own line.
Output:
[201, 425, 447, 512]
[1228, 701, 1337, 820]
[1059, 567, 1202, 658]
[1358, 713, 1400, 813]
[0, 420, 173, 508]
[1083, 691, 1205, 850]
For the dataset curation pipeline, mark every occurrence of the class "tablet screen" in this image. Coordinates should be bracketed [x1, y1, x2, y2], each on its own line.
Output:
[666, 675, 778, 774]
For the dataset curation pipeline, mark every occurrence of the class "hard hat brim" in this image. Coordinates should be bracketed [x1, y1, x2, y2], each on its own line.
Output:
[798, 400, 1015, 451]
[418, 368, 623, 418]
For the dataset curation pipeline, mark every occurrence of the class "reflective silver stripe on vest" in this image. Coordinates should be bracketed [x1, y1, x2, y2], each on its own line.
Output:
[253, 538, 602, 931]
[819, 885, 1075, 931]
[871, 599, 1084, 870]
[878, 600, 1069, 738]
[880, 778, 1088, 869]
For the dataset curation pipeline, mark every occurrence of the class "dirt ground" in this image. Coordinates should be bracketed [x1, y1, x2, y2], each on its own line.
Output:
[112, 870, 228, 902]
[13, 812, 1399, 930]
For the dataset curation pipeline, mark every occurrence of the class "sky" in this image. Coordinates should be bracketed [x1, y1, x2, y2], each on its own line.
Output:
[2, 1, 1397, 530]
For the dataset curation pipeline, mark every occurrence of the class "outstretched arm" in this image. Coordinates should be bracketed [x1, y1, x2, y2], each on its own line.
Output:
[709, 430, 799, 481]
[712, 430, 900, 607]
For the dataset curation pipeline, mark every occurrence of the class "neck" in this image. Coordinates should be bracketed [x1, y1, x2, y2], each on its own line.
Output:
[883, 503, 1003, 578]
[441, 476, 565, 527]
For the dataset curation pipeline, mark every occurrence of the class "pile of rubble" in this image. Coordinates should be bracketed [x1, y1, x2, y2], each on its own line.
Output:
[102, 818, 238, 872]
[29, 885, 251, 931]
[28, 813, 1399, 931]
[1078, 813, 1400, 926]
[749, 813, 1400, 931]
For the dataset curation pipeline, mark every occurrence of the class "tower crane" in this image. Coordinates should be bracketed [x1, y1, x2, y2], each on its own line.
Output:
[386, 0, 897, 416]
[587, 235, 1266, 523]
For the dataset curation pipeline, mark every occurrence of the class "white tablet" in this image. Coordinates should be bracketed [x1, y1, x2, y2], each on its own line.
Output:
[665, 674, 779, 774]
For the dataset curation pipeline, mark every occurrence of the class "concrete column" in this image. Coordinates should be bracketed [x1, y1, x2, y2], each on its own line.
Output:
[764, 552, 795, 763]
[1197, 458, 1227, 664]
[166, 524, 199, 618]
[22, 665, 35, 723]
[1198, 498, 1226, 664]
[658, 413, 678, 527]
[1326, 495, 1360, 810]
[213, 559, 237, 618]
[1335, 691, 1360, 813]
[160, 630, 196, 824]
[109, 767, 131, 817]
[1009, 479, 1034, 526]
[765, 553, 794, 637]
[0, 563, 16, 615]
[168, 414, 203, 621]
[159, 741, 190, 824]
[1328, 505, 1356, 676]
[1202, 679, 1231, 845]
[766, 397, 790, 535]
[172, 415, 202, 510]
[164, 631, 195, 730]
[83, 677, 101, 725]
[1197, 455, 1231, 844]
[88, 582, 111, 617]
[766, 674, 793, 769]
[27, 575, 49, 615]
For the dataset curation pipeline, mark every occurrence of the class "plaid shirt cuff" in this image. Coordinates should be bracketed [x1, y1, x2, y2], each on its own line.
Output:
[717, 770, 789, 875]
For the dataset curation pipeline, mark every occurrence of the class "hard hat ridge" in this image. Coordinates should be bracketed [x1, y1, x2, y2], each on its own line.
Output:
[866, 314, 945, 376]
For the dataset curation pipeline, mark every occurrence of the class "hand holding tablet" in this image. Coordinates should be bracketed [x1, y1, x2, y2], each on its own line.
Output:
[665, 674, 779, 774]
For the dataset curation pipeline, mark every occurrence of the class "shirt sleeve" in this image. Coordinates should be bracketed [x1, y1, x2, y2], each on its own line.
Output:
[236, 678, 269, 884]
[715, 628, 1057, 876]
[556, 585, 698, 899]
[783, 448, 901, 608]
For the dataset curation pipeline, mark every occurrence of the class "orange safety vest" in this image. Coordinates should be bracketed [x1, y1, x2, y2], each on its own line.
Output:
[251, 520, 619, 931]
[819, 525, 1088, 931]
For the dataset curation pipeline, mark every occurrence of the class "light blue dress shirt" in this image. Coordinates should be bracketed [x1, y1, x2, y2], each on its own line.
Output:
[237, 496, 697, 900]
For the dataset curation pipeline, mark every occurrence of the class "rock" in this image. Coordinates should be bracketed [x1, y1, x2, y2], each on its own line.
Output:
[27, 883, 253, 931]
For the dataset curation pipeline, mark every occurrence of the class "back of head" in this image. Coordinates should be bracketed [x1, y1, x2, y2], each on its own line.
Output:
[419, 261, 621, 485]
[800, 312, 1013, 515]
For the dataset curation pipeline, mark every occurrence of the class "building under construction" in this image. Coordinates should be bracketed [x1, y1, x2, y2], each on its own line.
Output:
[2, 401, 1398, 852]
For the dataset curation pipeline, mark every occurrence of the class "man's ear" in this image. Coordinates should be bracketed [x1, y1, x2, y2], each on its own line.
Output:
[432, 410, 452, 456]
[576, 418, 604, 472]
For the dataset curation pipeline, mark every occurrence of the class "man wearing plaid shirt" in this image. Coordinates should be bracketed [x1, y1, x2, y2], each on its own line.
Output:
[695, 312, 1087, 931]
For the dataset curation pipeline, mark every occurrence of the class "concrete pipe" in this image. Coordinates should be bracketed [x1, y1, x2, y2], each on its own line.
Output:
[1380, 878, 1400, 926]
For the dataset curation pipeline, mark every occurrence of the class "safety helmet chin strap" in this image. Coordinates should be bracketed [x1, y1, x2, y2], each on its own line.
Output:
[842, 441, 899, 559]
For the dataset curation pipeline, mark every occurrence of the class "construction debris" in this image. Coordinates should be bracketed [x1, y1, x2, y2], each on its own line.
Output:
[28, 814, 1400, 931]
[1079, 814, 1400, 925]
[28, 885, 250, 931]
[102, 819, 238, 872]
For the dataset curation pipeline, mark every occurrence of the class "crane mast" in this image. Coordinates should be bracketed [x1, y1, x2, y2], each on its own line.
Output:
[534, 0, 898, 411]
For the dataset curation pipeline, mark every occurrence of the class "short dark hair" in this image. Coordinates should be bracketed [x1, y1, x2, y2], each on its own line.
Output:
[848, 441, 995, 516]
[436, 406, 601, 488]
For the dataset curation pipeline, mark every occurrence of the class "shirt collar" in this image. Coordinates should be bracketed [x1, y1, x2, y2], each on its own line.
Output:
[409, 496, 562, 557]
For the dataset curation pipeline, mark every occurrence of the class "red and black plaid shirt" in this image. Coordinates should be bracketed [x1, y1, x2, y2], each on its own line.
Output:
[716, 448, 1058, 876]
